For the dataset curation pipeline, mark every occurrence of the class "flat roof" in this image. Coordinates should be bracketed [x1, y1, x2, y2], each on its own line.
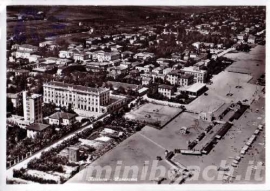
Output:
[187, 83, 206, 93]
[44, 81, 108, 93]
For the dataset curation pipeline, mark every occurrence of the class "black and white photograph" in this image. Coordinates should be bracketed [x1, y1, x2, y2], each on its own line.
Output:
[1, 0, 268, 190]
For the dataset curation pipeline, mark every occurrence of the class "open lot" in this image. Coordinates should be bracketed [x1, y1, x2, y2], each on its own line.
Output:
[224, 45, 265, 84]
[68, 95, 265, 184]
[125, 103, 182, 127]
[187, 71, 264, 114]
[68, 112, 211, 183]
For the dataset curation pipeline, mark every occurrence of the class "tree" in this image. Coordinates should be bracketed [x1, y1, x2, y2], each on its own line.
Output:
[7, 98, 14, 113]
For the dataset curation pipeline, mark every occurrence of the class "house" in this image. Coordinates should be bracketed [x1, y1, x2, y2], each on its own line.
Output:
[121, 51, 134, 59]
[237, 34, 246, 40]
[192, 42, 201, 49]
[48, 112, 76, 126]
[217, 44, 224, 49]
[248, 35, 256, 44]
[142, 77, 152, 86]
[57, 65, 68, 75]
[40, 57, 58, 65]
[133, 52, 155, 60]
[120, 62, 132, 69]
[93, 51, 121, 62]
[73, 52, 91, 62]
[39, 40, 54, 47]
[26, 123, 50, 139]
[158, 84, 175, 99]
[163, 68, 173, 75]
[17, 44, 38, 52]
[14, 69, 30, 77]
[129, 69, 140, 77]
[135, 66, 151, 73]
[152, 67, 164, 74]
[14, 50, 32, 59]
[110, 45, 123, 51]
[33, 64, 56, 73]
[56, 58, 72, 65]
[156, 58, 171, 64]
[190, 53, 197, 59]
[28, 54, 41, 63]
[7, 92, 23, 108]
[59, 50, 74, 59]
[108, 65, 128, 79]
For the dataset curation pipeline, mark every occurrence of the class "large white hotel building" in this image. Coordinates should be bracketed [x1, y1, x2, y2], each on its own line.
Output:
[43, 81, 126, 117]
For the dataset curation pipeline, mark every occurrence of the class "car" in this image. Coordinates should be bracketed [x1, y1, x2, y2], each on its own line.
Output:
[204, 93, 208, 96]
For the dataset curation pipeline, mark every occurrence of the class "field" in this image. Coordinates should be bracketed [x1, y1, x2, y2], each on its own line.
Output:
[124, 103, 182, 127]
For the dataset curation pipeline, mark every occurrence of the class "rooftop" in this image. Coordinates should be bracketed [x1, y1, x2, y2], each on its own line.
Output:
[186, 83, 206, 93]
[158, 84, 174, 90]
[26, 123, 50, 132]
[49, 112, 76, 120]
[44, 81, 108, 93]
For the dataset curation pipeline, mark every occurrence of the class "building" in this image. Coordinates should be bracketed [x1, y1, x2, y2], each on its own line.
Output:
[68, 146, 79, 162]
[23, 91, 43, 123]
[166, 70, 193, 86]
[106, 81, 141, 92]
[107, 65, 128, 79]
[180, 66, 207, 83]
[48, 112, 77, 126]
[184, 83, 206, 97]
[43, 81, 110, 117]
[7, 92, 22, 108]
[158, 84, 175, 99]
[43, 82, 127, 118]
[248, 35, 256, 44]
[14, 69, 30, 77]
[133, 52, 155, 60]
[16, 44, 38, 52]
[92, 51, 121, 62]
[163, 68, 173, 75]
[26, 123, 50, 139]
[142, 77, 152, 86]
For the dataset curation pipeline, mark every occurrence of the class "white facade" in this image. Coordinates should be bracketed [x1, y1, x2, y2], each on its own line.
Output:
[23, 91, 43, 123]
[181, 66, 207, 83]
[43, 82, 110, 116]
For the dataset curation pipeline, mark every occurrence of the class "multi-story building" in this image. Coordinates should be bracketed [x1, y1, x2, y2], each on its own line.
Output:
[166, 70, 193, 86]
[180, 66, 207, 83]
[92, 51, 121, 62]
[43, 81, 110, 115]
[43, 82, 127, 118]
[23, 91, 43, 123]
[158, 84, 175, 99]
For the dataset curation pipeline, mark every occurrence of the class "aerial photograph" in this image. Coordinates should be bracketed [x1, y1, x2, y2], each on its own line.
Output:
[6, 6, 265, 184]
